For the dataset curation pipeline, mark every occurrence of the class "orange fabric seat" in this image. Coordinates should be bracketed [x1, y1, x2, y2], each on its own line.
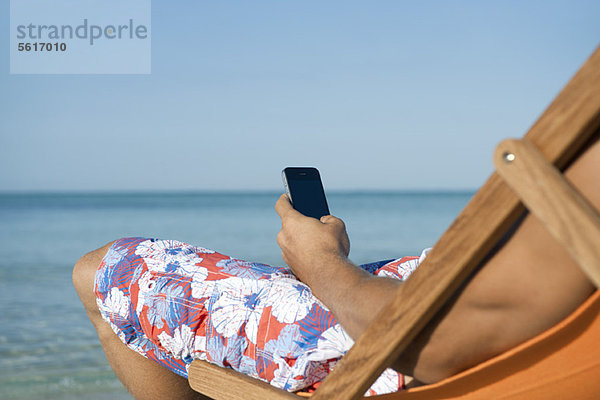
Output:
[374, 290, 600, 399]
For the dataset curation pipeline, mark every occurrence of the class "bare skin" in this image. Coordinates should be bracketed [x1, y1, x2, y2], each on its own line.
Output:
[73, 136, 599, 396]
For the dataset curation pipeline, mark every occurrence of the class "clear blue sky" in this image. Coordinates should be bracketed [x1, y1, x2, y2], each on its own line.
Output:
[1, 1, 599, 192]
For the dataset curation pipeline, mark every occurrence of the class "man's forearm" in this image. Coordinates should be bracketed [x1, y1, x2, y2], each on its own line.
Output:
[301, 254, 402, 340]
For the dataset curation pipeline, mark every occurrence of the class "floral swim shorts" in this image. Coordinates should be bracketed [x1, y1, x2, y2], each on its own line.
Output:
[94, 237, 429, 395]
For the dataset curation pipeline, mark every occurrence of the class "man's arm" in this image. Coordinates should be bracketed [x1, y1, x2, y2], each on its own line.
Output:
[275, 137, 599, 384]
[275, 197, 403, 338]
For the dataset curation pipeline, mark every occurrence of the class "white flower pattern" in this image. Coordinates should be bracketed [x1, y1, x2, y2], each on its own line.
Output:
[306, 325, 354, 361]
[266, 278, 315, 324]
[209, 278, 269, 344]
[135, 239, 208, 278]
[97, 287, 130, 319]
[158, 325, 196, 360]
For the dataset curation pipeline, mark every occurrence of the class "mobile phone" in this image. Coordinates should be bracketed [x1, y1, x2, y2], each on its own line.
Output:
[282, 167, 330, 219]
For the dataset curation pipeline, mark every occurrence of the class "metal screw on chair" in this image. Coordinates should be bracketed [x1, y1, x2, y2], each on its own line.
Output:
[503, 152, 516, 163]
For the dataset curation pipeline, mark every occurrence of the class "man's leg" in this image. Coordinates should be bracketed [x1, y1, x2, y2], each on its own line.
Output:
[72, 242, 208, 400]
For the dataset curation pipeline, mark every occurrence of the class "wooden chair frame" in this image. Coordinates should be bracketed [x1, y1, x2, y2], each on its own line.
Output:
[188, 46, 600, 400]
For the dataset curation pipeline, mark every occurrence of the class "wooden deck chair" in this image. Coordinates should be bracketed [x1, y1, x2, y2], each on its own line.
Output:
[188, 46, 600, 400]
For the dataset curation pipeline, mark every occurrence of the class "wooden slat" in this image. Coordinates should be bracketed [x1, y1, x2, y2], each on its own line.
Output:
[188, 360, 299, 400]
[494, 138, 600, 288]
[311, 46, 600, 400]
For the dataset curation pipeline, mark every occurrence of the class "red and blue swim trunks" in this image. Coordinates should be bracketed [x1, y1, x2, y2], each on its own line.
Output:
[94, 237, 429, 395]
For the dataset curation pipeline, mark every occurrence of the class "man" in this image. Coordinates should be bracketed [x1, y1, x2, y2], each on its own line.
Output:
[73, 135, 598, 399]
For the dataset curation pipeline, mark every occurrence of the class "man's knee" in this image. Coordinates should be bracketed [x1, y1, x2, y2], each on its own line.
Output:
[72, 241, 115, 311]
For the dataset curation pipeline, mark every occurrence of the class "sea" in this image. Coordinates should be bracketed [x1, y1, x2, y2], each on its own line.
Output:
[0, 191, 472, 399]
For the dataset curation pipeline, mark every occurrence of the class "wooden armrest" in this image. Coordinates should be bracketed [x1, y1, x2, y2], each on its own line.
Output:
[188, 360, 299, 400]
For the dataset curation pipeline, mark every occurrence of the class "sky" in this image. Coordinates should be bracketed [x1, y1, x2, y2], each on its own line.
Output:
[1, 0, 599, 192]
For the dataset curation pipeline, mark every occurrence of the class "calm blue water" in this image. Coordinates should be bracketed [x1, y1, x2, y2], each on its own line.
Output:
[0, 191, 472, 399]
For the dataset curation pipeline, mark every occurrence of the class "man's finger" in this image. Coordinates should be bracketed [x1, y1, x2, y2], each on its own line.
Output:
[275, 193, 297, 219]
[320, 215, 335, 223]
[320, 215, 345, 228]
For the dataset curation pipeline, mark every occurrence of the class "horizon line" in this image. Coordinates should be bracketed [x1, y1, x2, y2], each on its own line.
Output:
[0, 188, 477, 196]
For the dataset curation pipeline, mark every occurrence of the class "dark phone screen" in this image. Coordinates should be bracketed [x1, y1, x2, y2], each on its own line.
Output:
[285, 169, 330, 219]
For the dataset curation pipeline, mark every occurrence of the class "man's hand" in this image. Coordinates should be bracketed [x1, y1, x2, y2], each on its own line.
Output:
[274, 193, 400, 343]
[275, 194, 350, 286]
